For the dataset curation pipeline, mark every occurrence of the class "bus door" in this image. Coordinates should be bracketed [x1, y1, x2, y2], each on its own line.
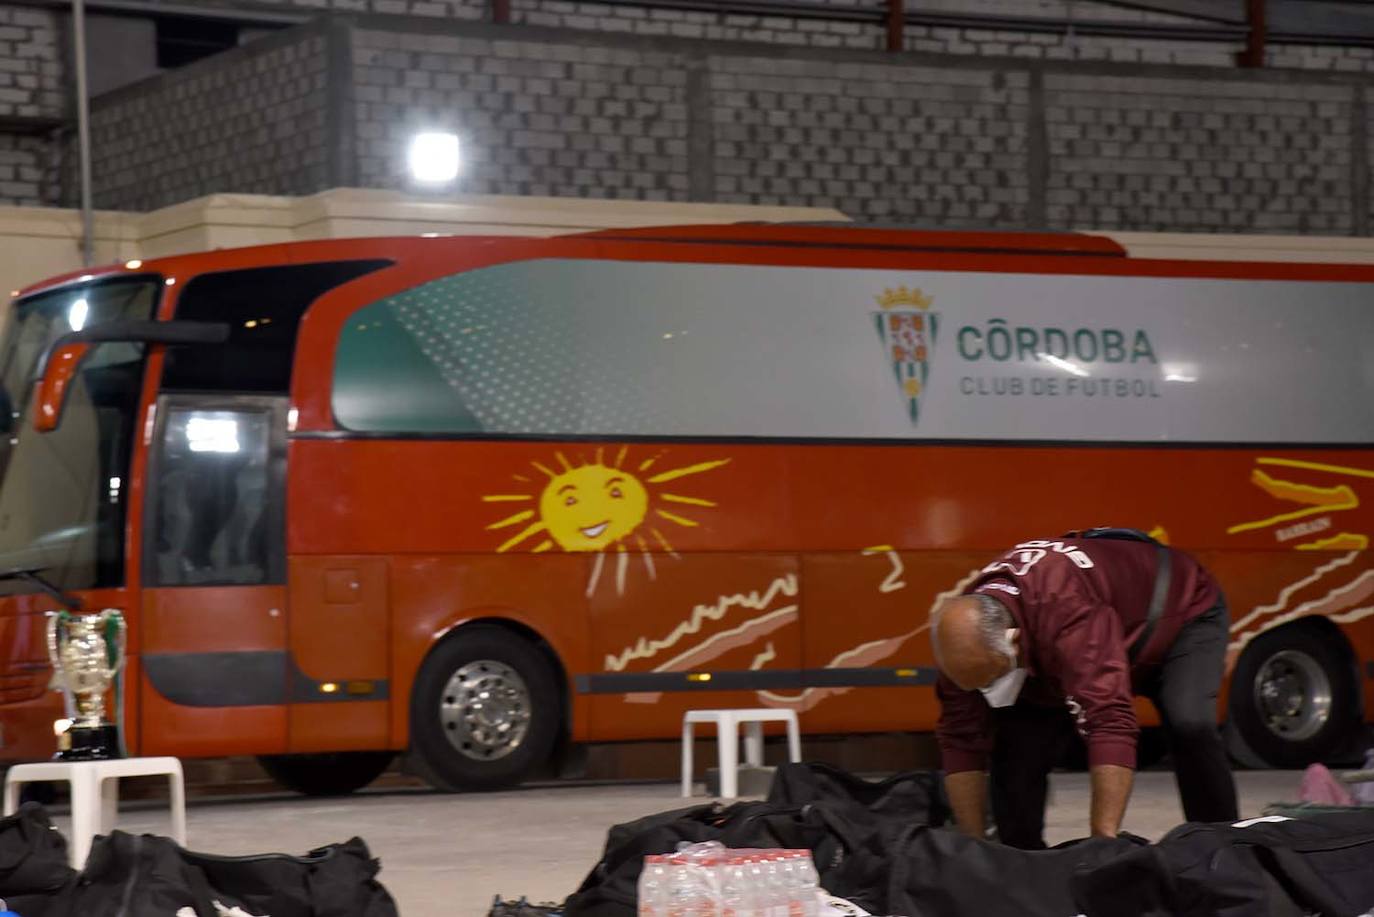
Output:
[139, 395, 290, 756]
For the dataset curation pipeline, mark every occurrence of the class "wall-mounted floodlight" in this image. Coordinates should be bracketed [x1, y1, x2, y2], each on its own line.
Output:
[408, 132, 461, 184]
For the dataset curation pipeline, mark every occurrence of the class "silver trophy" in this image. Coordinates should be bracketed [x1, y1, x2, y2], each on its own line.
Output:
[47, 609, 126, 760]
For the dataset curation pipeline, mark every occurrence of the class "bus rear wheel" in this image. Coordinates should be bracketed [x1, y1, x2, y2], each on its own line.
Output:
[1228, 626, 1358, 769]
[409, 625, 560, 791]
[258, 751, 395, 796]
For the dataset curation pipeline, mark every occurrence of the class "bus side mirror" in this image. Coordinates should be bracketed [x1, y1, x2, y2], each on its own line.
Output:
[33, 320, 230, 433]
[34, 342, 91, 433]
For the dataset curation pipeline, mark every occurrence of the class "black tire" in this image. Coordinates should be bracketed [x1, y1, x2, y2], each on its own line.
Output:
[409, 625, 560, 791]
[257, 751, 395, 796]
[1228, 626, 1359, 769]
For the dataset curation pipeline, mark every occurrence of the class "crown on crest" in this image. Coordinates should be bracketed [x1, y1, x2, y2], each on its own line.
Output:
[875, 286, 934, 310]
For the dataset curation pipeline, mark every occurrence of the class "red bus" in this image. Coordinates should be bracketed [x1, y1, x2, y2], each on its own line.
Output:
[0, 225, 1370, 794]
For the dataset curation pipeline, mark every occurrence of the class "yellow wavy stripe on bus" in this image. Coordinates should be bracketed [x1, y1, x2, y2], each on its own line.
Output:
[1250, 469, 1357, 508]
[1226, 470, 1358, 535]
[1295, 533, 1369, 551]
[1257, 457, 1374, 480]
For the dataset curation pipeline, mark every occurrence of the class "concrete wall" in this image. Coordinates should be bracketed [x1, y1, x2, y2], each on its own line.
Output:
[75, 26, 334, 213]
[1044, 74, 1356, 234]
[0, 4, 61, 120]
[352, 27, 692, 199]
[9, 3, 1374, 233]
[0, 3, 62, 205]
[90, 0, 1371, 67]
[337, 19, 1374, 233]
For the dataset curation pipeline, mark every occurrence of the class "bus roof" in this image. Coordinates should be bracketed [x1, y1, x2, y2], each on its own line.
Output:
[571, 223, 1129, 257]
[12, 225, 1126, 300]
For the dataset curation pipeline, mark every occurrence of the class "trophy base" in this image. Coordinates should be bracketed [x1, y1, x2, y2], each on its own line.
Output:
[54, 725, 123, 761]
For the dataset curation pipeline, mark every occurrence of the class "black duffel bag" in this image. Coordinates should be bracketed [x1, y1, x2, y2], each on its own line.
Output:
[0, 802, 76, 917]
[886, 824, 1145, 917]
[766, 762, 951, 827]
[58, 830, 398, 917]
[1072, 811, 1374, 917]
[563, 798, 884, 917]
[565, 765, 957, 917]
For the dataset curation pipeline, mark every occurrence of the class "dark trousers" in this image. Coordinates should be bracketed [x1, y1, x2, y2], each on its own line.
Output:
[989, 600, 1240, 849]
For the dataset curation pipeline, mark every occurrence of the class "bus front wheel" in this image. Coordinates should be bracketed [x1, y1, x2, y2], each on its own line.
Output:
[258, 751, 395, 796]
[1228, 625, 1359, 769]
[409, 625, 560, 791]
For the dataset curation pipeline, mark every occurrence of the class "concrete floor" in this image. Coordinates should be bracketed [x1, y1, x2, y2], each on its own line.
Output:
[83, 770, 1302, 917]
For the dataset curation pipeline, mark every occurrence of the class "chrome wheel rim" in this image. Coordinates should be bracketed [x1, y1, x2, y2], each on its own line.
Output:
[1253, 649, 1331, 742]
[440, 660, 531, 761]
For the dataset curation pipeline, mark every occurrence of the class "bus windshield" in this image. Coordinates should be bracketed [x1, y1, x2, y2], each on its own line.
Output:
[0, 279, 159, 592]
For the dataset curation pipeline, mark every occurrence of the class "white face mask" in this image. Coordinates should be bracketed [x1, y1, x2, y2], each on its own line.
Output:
[978, 628, 1025, 708]
[979, 666, 1027, 708]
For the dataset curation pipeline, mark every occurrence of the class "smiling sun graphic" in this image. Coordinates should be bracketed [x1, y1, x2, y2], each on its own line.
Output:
[482, 447, 729, 591]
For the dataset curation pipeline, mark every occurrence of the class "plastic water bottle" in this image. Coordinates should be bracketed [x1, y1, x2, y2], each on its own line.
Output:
[639, 855, 670, 917]
[666, 856, 691, 917]
[784, 851, 820, 917]
[743, 855, 770, 917]
[797, 851, 822, 917]
[764, 854, 792, 917]
[719, 855, 753, 917]
[774, 853, 797, 917]
[667, 854, 716, 917]
[697, 856, 723, 917]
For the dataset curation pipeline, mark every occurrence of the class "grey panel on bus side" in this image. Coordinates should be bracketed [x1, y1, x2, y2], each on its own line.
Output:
[332, 259, 1374, 444]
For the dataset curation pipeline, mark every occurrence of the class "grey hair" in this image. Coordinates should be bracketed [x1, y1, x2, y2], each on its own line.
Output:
[972, 594, 1015, 658]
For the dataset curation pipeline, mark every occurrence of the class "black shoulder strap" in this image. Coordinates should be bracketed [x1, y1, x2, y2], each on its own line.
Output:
[1062, 526, 1160, 545]
[1128, 544, 1171, 662]
[1062, 527, 1170, 662]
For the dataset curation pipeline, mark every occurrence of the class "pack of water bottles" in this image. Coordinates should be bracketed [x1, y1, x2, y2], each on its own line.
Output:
[636, 841, 822, 917]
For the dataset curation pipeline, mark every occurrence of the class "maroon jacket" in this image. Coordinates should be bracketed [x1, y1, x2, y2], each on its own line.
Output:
[936, 536, 1221, 774]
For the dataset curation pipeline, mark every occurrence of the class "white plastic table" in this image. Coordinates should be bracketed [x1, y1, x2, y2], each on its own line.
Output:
[3, 756, 186, 867]
[681, 708, 802, 799]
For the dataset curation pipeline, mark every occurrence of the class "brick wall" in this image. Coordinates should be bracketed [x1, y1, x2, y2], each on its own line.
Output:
[517, 2, 877, 51]
[114, 0, 486, 19]
[0, 3, 62, 205]
[1045, 75, 1353, 234]
[13, 8, 1374, 235]
[0, 4, 62, 120]
[0, 132, 50, 205]
[352, 28, 691, 197]
[709, 57, 1029, 224]
[75, 25, 332, 212]
[67, 0, 1374, 69]
[343, 20, 1374, 233]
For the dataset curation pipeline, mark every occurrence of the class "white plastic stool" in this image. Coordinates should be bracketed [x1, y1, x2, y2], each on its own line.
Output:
[681, 708, 801, 799]
[3, 757, 186, 867]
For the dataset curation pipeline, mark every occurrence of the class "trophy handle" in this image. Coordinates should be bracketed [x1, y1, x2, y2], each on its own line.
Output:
[45, 611, 77, 720]
[99, 609, 127, 679]
[44, 613, 69, 679]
